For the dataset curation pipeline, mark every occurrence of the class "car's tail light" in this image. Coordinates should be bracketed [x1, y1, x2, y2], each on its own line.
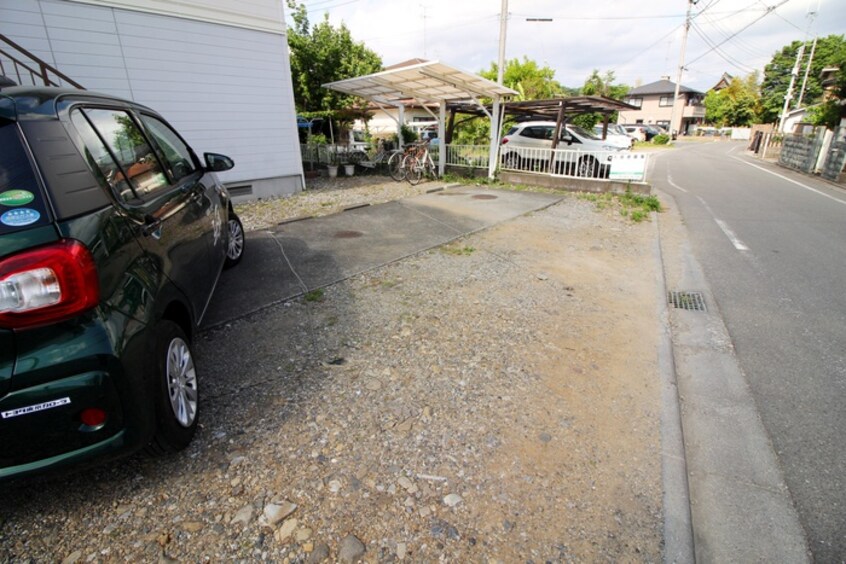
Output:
[0, 239, 99, 330]
[501, 138, 509, 144]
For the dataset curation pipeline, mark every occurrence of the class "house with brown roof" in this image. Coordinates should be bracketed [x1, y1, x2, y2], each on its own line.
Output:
[617, 77, 706, 135]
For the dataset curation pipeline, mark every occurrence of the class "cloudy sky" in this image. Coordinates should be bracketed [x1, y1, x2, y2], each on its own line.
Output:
[288, 0, 845, 92]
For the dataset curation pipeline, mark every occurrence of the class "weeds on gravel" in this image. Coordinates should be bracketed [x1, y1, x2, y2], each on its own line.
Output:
[441, 244, 476, 256]
[580, 189, 661, 222]
[304, 288, 325, 302]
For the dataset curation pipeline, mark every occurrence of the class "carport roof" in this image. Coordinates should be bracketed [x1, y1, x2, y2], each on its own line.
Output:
[449, 96, 637, 119]
[322, 59, 518, 104]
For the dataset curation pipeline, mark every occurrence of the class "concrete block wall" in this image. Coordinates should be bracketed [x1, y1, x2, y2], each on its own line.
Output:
[821, 127, 846, 183]
[779, 135, 821, 173]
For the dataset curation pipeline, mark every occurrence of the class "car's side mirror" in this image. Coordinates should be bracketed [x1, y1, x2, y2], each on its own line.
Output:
[204, 153, 234, 172]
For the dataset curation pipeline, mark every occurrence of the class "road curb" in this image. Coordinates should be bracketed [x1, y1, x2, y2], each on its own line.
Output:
[653, 213, 695, 564]
[654, 187, 811, 563]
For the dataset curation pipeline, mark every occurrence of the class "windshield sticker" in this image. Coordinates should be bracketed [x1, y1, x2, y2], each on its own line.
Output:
[1, 208, 41, 227]
[2, 397, 71, 419]
[0, 190, 35, 207]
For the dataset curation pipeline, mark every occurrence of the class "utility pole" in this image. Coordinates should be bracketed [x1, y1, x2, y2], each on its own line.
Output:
[779, 0, 819, 131]
[421, 4, 427, 58]
[797, 0, 821, 108]
[778, 44, 806, 132]
[497, 0, 508, 84]
[669, 0, 696, 137]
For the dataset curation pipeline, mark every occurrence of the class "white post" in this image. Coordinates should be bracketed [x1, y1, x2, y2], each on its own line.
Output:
[438, 100, 446, 177]
[488, 96, 501, 179]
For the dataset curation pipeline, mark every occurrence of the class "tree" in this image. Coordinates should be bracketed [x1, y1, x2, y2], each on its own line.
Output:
[453, 57, 563, 144]
[807, 67, 846, 128]
[760, 34, 846, 123]
[704, 73, 761, 126]
[581, 69, 629, 100]
[572, 69, 630, 129]
[480, 57, 563, 101]
[286, 1, 382, 113]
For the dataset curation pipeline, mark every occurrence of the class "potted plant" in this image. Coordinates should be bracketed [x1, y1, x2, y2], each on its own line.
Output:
[326, 145, 339, 178]
[343, 161, 355, 176]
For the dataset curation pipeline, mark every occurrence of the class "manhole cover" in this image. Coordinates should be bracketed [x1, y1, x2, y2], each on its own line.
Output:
[334, 230, 363, 239]
[472, 194, 498, 200]
[668, 291, 706, 312]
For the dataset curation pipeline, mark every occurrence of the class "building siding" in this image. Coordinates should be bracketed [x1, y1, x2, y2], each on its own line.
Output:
[1, 0, 302, 198]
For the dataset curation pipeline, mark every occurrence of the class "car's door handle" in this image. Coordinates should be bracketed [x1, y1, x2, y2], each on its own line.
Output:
[181, 184, 203, 200]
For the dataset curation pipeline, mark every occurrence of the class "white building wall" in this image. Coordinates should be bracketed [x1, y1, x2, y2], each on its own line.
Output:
[362, 107, 439, 137]
[0, 0, 302, 200]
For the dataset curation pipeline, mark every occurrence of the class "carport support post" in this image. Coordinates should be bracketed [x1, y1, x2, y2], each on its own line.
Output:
[438, 100, 446, 177]
[488, 96, 501, 179]
[397, 104, 405, 150]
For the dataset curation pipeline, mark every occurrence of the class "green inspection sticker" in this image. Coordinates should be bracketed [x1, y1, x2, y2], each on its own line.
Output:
[0, 190, 35, 207]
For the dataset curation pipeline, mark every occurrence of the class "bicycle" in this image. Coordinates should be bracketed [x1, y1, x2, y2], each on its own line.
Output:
[403, 141, 436, 185]
[388, 143, 420, 182]
[358, 141, 400, 173]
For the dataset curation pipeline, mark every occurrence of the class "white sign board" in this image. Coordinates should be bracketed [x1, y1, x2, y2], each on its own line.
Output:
[609, 153, 648, 181]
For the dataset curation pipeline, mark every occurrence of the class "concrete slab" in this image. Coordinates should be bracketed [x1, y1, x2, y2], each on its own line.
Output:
[692, 472, 810, 563]
[203, 186, 562, 329]
[204, 231, 305, 327]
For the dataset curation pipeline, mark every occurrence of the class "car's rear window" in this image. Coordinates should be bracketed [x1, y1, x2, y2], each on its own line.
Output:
[0, 121, 51, 235]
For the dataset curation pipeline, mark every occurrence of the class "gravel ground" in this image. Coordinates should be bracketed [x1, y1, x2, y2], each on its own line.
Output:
[234, 175, 437, 232]
[0, 178, 664, 562]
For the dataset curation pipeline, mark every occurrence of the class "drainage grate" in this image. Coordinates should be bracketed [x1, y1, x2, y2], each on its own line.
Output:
[668, 291, 707, 312]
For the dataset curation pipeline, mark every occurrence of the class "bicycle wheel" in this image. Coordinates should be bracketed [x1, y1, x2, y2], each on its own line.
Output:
[388, 151, 406, 181]
[405, 155, 423, 185]
[426, 157, 437, 180]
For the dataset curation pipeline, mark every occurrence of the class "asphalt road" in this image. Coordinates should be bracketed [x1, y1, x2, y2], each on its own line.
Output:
[651, 140, 845, 561]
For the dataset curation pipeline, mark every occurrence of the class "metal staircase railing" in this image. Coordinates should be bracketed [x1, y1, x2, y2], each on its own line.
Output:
[0, 34, 84, 89]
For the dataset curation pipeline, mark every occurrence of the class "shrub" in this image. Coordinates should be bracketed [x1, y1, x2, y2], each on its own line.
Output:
[652, 133, 670, 145]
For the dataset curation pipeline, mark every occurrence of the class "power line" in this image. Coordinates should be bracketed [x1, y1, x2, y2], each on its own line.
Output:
[700, 11, 772, 59]
[691, 22, 757, 73]
[685, 0, 792, 67]
[305, 0, 359, 14]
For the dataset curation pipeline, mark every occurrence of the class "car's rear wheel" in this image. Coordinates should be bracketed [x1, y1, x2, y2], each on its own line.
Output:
[577, 156, 598, 177]
[224, 212, 244, 269]
[503, 152, 522, 170]
[147, 321, 198, 454]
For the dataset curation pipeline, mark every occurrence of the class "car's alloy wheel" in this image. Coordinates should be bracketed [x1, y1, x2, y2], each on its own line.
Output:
[166, 336, 197, 428]
[577, 156, 597, 177]
[224, 213, 244, 268]
[503, 152, 521, 170]
[147, 321, 199, 454]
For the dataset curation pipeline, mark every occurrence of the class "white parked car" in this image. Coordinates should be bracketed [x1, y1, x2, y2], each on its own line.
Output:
[593, 124, 634, 149]
[501, 121, 627, 177]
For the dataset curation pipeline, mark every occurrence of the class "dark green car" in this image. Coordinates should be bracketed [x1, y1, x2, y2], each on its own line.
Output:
[0, 86, 245, 481]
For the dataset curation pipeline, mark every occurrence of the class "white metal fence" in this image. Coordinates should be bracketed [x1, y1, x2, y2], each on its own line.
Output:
[299, 143, 647, 182]
[443, 144, 490, 168]
[300, 144, 368, 165]
[500, 146, 623, 180]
